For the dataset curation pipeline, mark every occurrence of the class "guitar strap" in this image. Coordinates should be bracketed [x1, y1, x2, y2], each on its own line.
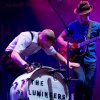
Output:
[86, 20, 92, 39]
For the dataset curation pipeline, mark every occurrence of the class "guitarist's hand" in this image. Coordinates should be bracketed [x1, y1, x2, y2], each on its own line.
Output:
[69, 62, 80, 69]
[69, 42, 78, 50]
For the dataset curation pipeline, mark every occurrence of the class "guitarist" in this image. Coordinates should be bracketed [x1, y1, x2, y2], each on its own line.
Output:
[57, 1, 100, 100]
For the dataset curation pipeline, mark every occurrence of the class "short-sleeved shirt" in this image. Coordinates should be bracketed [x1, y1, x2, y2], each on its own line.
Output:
[5, 31, 57, 59]
[65, 20, 100, 63]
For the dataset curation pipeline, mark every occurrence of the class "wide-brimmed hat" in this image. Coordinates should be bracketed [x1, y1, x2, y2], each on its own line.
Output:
[74, 1, 93, 15]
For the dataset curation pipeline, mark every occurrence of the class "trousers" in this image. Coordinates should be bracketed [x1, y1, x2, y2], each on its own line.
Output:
[74, 62, 96, 100]
[1, 52, 25, 100]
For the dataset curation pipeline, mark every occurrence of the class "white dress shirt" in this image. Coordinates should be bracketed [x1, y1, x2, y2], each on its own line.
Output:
[6, 31, 57, 59]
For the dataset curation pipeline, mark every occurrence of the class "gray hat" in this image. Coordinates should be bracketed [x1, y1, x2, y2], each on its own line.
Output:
[74, 1, 93, 15]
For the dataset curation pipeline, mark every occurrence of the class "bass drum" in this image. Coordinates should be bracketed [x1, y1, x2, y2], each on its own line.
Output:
[10, 67, 69, 100]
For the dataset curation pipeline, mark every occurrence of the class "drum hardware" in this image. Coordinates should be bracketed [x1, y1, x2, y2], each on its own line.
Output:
[21, 62, 43, 73]
[31, 62, 43, 68]
[48, 68, 66, 75]
[63, 77, 78, 84]
[63, 77, 72, 84]
[48, 69, 66, 81]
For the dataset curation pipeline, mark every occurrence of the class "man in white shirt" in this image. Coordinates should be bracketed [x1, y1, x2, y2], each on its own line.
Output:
[2, 29, 79, 73]
[1, 29, 79, 100]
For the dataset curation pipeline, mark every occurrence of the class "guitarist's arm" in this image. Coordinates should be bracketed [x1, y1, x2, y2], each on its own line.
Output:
[57, 30, 68, 47]
[57, 30, 78, 51]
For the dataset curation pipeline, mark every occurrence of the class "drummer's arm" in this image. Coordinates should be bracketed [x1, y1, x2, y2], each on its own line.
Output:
[11, 50, 27, 68]
[53, 52, 67, 65]
[53, 52, 80, 68]
[11, 51, 35, 72]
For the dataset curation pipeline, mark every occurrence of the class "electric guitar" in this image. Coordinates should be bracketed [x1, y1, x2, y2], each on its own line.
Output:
[69, 36, 100, 61]
[58, 36, 100, 61]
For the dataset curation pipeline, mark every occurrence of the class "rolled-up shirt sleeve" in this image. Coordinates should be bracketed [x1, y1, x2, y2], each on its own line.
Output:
[43, 46, 57, 55]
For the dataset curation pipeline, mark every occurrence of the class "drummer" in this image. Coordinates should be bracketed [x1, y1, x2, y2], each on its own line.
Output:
[1, 29, 80, 100]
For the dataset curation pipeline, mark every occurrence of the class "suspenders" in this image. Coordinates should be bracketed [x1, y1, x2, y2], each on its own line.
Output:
[26, 31, 34, 48]
[30, 31, 34, 40]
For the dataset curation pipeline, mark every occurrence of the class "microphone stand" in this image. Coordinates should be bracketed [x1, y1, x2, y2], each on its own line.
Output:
[66, 42, 71, 82]
[65, 42, 73, 100]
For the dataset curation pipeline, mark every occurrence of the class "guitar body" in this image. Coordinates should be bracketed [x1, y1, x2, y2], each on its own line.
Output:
[58, 44, 87, 61]
[58, 36, 100, 61]
[69, 45, 87, 61]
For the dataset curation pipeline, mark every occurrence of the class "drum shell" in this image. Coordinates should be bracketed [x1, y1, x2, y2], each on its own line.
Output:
[10, 67, 69, 100]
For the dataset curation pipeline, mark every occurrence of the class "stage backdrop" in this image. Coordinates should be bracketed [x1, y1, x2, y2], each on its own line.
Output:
[0, 0, 100, 99]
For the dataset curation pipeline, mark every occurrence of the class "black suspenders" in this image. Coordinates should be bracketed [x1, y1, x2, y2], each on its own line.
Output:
[30, 31, 34, 40]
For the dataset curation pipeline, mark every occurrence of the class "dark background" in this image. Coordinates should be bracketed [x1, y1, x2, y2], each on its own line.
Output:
[0, 0, 100, 99]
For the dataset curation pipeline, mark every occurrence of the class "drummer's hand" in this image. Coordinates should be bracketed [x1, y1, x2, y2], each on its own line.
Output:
[69, 62, 80, 69]
[25, 65, 35, 73]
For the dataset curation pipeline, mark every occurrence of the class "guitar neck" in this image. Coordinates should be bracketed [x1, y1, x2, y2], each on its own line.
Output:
[79, 36, 100, 47]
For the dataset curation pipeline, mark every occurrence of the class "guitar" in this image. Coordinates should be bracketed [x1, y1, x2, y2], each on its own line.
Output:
[58, 36, 100, 61]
